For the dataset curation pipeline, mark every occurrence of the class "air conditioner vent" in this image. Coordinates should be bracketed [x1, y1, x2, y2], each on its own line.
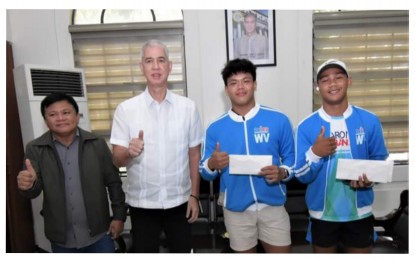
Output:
[30, 69, 84, 97]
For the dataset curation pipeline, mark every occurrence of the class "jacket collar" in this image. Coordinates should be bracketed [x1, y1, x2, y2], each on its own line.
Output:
[228, 103, 260, 122]
[318, 104, 353, 122]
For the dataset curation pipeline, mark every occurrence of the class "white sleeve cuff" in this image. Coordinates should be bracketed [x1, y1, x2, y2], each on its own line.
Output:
[306, 147, 322, 163]
[203, 159, 218, 175]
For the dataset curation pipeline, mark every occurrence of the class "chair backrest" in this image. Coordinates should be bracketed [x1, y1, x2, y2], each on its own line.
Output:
[285, 178, 308, 215]
[393, 206, 408, 250]
[390, 189, 409, 227]
[373, 188, 409, 253]
[398, 189, 408, 213]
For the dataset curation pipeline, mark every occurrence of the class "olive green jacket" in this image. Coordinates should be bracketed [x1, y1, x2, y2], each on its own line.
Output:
[21, 128, 127, 244]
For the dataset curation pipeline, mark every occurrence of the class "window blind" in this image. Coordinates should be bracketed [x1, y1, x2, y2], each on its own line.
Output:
[313, 10, 409, 156]
[69, 21, 186, 136]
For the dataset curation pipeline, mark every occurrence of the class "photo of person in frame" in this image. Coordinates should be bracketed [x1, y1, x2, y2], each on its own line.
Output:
[233, 10, 269, 60]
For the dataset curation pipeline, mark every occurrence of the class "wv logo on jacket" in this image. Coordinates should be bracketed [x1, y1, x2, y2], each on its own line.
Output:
[254, 126, 270, 143]
[355, 127, 365, 145]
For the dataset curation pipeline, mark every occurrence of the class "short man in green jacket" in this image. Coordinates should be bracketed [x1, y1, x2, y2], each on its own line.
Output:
[17, 92, 127, 253]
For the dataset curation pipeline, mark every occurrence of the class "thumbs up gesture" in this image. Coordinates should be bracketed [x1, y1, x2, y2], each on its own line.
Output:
[17, 159, 37, 190]
[128, 130, 144, 158]
[311, 126, 337, 157]
[207, 142, 229, 171]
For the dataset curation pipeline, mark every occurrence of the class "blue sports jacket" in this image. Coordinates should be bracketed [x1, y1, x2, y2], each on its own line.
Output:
[200, 104, 295, 212]
[294, 105, 388, 219]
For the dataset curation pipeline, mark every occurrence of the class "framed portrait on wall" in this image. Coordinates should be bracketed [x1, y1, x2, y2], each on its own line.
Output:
[225, 10, 276, 67]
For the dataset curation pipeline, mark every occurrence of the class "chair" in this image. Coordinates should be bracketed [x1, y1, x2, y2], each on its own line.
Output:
[373, 189, 409, 253]
[285, 178, 311, 253]
[192, 178, 228, 253]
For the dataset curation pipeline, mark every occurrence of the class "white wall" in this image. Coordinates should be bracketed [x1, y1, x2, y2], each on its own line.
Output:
[184, 10, 313, 128]
[7, 10, 74, 68]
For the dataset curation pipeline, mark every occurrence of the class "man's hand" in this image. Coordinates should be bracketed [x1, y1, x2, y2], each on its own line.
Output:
[17, 159, 37, 190]
[107, 220, 124, 239]
[311, 126, 337, 157]
[128, 130, 144, 158]
[207, 142, 229, 171]
[259, 165, 287, 184]
[186, 196, 200, 223]
[350, 174, 373, 189]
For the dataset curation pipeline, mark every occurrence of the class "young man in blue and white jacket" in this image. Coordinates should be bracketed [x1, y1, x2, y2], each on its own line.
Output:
[294, 59, 388, 253]
[199, 59, 295, 253]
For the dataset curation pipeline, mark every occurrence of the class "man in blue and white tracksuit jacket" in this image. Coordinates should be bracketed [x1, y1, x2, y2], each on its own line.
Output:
[200, 104, 295, 210]
[295, 106, 389, 218]
[199, 58, 295, 253]
[294, 59, 389, 253]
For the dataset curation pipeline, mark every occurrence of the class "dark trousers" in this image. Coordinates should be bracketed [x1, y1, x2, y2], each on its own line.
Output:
[129, 203, 192, 253]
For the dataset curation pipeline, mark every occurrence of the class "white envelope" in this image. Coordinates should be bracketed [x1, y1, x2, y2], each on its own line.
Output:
[336, 159, 394, 183]
[229, 155, 272, 175]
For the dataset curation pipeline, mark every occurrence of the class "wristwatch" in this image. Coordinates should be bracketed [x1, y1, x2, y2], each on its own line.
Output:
[281, 168, 289, 179]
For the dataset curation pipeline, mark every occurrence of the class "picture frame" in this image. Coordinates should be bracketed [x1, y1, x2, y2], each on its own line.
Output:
[225, 10, 276, 67]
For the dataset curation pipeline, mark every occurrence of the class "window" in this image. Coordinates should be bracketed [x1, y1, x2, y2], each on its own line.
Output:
[313, 10, 409, 161]
[69, 9, 185, 138]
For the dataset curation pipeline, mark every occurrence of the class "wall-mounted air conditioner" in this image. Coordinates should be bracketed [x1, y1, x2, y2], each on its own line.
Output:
[13, 64, 91, 252]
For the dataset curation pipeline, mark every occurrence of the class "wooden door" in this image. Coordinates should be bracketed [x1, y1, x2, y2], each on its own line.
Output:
[6, 41, 36, 252]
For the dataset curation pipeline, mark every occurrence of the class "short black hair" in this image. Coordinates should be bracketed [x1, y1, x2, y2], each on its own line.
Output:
[221, 58, 257, 86]
[41, 92, 79, 118]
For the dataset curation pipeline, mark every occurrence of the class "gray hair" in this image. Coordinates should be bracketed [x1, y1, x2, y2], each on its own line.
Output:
[141, 39, 170, 60]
